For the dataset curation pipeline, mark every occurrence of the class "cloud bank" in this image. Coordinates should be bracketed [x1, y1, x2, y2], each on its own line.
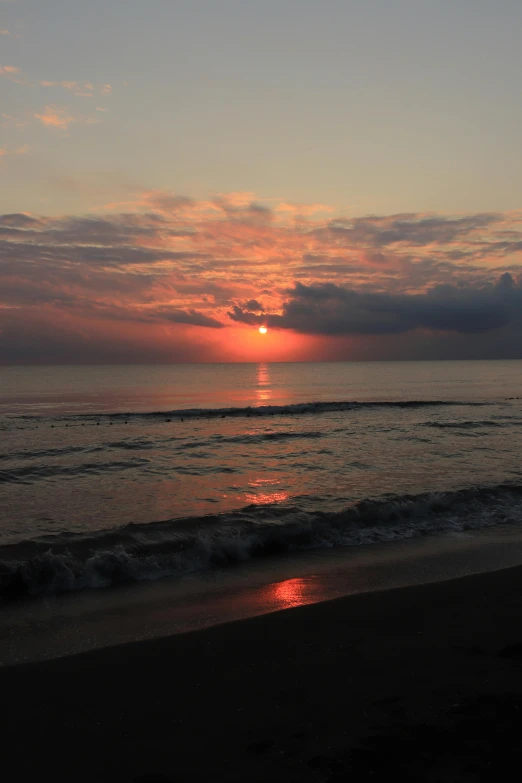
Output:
[1, 194, 522, 362]
[229, 275, 520, 336]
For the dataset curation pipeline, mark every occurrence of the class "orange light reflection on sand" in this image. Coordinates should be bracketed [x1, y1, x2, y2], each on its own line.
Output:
[264, 578, 310, 610]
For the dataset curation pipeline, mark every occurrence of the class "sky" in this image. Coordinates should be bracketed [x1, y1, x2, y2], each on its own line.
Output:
[1, 0, 522, 363]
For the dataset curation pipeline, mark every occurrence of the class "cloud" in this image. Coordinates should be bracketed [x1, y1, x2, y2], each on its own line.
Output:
[1, 68, 112, 96]
[37, 111, 100, 134]
[1, 195, 522, 362]
[40, 80, 113, 98]
[0, 212, 42, 227]
[34, 105, 76, 130]
[0, 308, 221, 365]
[155, 307, 224, 328]
[0, 144, 30, 160]
[244, 299, 263, 311]
[1, 112, 29, 128]
[314, 213, 502, 249]
[33, 104, 102, 132]
[228, 276, 521, 336]
[1, 68, 110, 142]
[0, 29, 9, 35]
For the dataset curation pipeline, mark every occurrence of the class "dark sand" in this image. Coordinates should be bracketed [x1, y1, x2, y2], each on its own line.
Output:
[3, 565, 522, 782]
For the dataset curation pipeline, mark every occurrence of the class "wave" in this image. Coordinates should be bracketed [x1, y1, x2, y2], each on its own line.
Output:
[14, 398, 489, 422]
[0, 458, 150, 484]
[423, 420, 504, 430]
[0, 431, 326, 466]
[0, 458, 245, 484]
[186, 430, 325, 448]
[0, 438, 157, 463]
[2, 482, 522, 599]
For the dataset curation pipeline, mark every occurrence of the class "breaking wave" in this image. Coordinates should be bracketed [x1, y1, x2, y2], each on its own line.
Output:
[2, 482, 522, 599]
[15, 398, 489, 423]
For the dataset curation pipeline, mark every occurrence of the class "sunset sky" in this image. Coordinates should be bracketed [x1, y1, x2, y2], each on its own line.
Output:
[1, 0, 522, 363]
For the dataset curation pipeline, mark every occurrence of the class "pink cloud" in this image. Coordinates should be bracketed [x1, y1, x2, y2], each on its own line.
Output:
[0, 65, 19, 75]
[40, 80, 112, 98]
[34, 105, 76, 130]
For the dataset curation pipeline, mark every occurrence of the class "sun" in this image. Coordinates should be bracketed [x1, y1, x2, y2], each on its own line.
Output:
[258, 326, 268, 334]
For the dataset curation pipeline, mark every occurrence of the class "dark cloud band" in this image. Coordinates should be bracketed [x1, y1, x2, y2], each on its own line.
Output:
[228, 275, 520, 336]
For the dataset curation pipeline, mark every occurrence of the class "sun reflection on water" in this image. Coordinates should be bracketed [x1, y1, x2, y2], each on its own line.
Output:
[245, 476, 289, 505]
[256, 363, 272, 403]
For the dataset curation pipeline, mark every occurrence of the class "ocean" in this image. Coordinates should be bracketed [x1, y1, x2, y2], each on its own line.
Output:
[2, 360, 522, 661]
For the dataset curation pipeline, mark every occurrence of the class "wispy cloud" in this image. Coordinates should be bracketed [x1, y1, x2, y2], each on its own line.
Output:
[0, 64, 27, 85]
[0, 63, 114, 100]
[1, 112, 29, 128]
[1, 66, 112, 147]
[34, 105, 76, 131]
[0, 144, 29, 159]
[0, 29, 10, 35]
[40, 80, 113, 98]
[33, 105, 99, 132]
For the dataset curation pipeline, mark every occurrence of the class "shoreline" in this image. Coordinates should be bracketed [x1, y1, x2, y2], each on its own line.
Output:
[3, 563, 522, 781]
[3, 523, 522, 666]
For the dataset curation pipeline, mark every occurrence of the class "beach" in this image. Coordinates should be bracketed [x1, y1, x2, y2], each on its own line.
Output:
[3, 563, 522, 782]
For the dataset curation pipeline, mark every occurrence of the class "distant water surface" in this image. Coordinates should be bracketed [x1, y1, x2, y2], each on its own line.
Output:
[1, 360, 521, 415]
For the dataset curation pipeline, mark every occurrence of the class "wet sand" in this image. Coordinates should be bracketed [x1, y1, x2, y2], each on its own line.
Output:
[3, 564, 522, 782]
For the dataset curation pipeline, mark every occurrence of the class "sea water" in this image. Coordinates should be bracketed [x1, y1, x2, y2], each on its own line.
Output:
[2, 360, 522, 600]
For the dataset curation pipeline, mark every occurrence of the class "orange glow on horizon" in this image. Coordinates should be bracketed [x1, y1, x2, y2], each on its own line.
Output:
[217, 326, 288, 361]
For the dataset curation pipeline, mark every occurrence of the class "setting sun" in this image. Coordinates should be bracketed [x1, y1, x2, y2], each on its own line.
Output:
[259, 326, 268, 334]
